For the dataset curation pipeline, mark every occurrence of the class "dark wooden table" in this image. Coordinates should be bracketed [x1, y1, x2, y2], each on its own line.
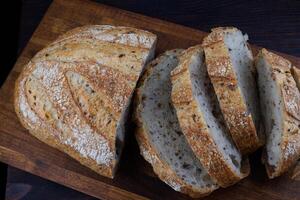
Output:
[2, 0, 300, 199]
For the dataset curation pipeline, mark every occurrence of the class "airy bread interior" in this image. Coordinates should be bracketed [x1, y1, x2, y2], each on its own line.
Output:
[140, 52, 216, 189]
[256, 56, 283, 167]
[189, 52, 242, 173]
[224, 31, 261, 136]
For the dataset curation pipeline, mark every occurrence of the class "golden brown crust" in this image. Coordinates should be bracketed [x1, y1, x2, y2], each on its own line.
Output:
[14, 25, 157, 178]
[53, 25, 156, 49]
[202, 27, 238, 47]
[14, 65, 115, 177]
[134, 50, 217, 197]
[203, 28, 262, 154]
[259, 49, 300, 178]
[32, 29, 156, 78]
[171, 46, 249, 187]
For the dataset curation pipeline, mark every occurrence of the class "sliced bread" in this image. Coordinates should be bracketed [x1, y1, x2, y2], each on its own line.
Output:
[255, 48, 300, 178]
[134, 49, 218, 197]
[171, 45, 249, 187]
[202, 27, 264, 154]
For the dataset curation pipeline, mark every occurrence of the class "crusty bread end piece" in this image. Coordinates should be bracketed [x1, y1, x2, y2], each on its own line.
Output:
[202, 27, 264, 154]
[256, 48, 300, 178]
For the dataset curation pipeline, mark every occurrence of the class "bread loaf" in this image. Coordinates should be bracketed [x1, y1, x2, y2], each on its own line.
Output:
[171, 45, 249, 187]
[202, 27, 264, 154]
[14, 25, 157, 178]
[256, 48, 300, 178]
[134, 49, 219, 198]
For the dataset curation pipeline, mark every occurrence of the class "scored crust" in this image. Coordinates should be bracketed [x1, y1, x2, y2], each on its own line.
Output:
[171, 45, 249, 187]
[14, 25, 157, 178]
[257, 49, 300, 178]
[202, 27, 263, 154]
[134, 50, 218, 198]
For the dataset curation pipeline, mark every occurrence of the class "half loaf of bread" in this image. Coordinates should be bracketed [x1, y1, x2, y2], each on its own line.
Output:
[14, 25, 157, 178]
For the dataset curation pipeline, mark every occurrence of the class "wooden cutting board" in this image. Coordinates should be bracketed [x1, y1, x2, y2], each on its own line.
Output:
[0, 0, 299, 199]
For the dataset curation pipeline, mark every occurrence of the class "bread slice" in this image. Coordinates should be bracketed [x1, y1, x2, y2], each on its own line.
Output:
[202, 27, 264, 154]
[134, 49, 218, 198]
[171, 46, 249, 187]
[14, 25, 157, 178]
[255, 48, 300, 178]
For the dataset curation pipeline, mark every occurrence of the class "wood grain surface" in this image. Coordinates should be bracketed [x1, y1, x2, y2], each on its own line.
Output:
[1, 0, 300, 199]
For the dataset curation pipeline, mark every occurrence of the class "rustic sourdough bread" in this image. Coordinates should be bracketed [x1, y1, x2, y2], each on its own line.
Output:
[134, 49, 218, 198]
[256, 49, 300, 178]
[202, 27, 264, 154]
[171, 46, 249, 187]
[14, 25, 157, 178]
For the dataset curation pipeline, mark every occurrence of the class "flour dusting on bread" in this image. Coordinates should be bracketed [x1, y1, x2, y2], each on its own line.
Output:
[15, 25, 157, 178]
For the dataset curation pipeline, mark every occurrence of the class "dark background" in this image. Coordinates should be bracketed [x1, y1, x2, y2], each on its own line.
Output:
[1, 0, 300, 199]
